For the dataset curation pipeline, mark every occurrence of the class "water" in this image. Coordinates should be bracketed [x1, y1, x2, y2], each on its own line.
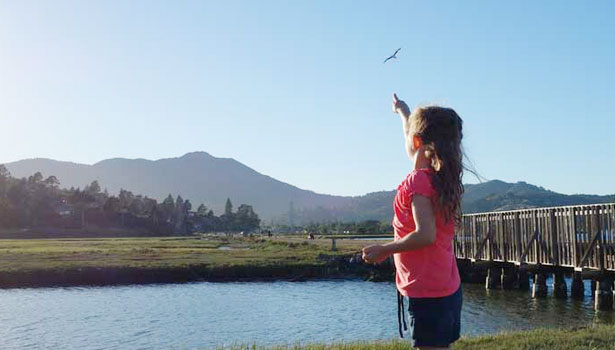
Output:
[0, 279, 613, 349]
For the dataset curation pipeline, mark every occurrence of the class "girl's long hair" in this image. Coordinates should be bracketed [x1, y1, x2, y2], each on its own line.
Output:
[409, 106, 466, 223]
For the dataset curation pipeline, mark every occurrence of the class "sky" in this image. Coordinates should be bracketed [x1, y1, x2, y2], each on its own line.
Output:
[1, 1, 614, 196]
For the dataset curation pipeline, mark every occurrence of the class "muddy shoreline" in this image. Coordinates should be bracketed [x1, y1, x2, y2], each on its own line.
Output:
[0, 254, 395, 289]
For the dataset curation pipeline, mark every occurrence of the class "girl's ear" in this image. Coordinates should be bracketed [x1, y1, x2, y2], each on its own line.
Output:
[412, 135, 422, 150]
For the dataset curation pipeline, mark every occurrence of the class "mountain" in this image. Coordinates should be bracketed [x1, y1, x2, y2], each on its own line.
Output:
[462, 180, 615, 213]
[4, 152, 614, 224]
[5, 152, 351, 221]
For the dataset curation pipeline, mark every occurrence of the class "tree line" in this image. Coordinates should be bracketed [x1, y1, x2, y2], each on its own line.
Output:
[271, 220, 392, 235]
[0, 165, 260, 234]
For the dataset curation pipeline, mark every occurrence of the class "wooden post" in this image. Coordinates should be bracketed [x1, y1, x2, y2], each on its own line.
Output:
[517, 269, 530, 290]
[472, 216, 478, 260]
[501, 266, 516, 289]
[532, 273, 548, 298]
[595, 277, 614, 311]
[594, 206, 604, 271]
[331, 238, 337, 252]
[514, 212, 522, 262]
[487, 214, 493, 261]
[486, 267, 500, 289]
[550, 209, 559, 266]
[571, 273, 584, 300]
[533, 211, 540, 264]
[552, 272, 567, 299]
[570, 207, 578, 268]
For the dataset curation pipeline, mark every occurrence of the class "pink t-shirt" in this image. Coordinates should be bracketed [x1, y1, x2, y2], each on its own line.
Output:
[392, 168, 460, 298]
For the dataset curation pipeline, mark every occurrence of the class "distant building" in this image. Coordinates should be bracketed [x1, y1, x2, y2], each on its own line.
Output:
[55, 199, 73, 217]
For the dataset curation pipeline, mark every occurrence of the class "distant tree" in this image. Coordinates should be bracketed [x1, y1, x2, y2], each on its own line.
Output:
[197, 204, 208, 217]
[0, 168, 267, 235]
[104, 196, 121, 214]
[28, 172, 43, 185]
[85, 180, 101, 195]
[142, 197, 156, 214]
[129, 196, 145, 216]
[69, 188, 96, 228]
[118, 189, 135, 210]
[161, 194, 175, 224]
[225, 198, 233, 216]
[44, 176, 60, 188]
[0, 164, 10, 197]
[0, 164, 9, 178]
[174, 195, 188, 234]
[235, 204, 260, 231]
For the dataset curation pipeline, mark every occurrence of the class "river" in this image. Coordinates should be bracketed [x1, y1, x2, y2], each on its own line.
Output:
[0, 278, 613, 349]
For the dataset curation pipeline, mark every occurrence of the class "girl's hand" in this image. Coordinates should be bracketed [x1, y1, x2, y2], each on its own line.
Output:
[392, 93, 410, 118]
[362, 244, 390, 264]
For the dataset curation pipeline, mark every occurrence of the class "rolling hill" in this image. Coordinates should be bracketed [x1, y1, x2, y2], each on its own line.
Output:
[5, 152, 614, 224]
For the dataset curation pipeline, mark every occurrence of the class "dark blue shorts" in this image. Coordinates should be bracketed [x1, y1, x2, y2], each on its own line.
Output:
[407, 286, 462, 348]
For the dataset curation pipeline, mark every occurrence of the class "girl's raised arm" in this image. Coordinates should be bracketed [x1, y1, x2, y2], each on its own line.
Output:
[392, 93, 412, 146]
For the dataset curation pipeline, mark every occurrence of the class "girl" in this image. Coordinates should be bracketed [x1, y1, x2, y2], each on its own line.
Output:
[362, 94, 464, 350]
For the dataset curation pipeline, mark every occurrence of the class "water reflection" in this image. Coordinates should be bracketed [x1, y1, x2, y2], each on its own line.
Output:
[0, 279, 612, 350]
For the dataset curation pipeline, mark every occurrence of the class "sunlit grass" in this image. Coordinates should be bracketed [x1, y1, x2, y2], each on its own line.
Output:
[215, 324, 615, 350]
[0, 235, 369, 272]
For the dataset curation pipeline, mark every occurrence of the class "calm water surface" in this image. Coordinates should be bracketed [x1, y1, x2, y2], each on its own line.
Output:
[0, 278, 613, 349]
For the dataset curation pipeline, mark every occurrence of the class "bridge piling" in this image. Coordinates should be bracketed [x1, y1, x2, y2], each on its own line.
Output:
[570, 273, 584, 299]
[501, 267, 516, 289]
[595, 277, 614, 310]
[517, 270, 530, 290]
[532, 273, 548, 298]
[454, 203, 615, 309]
[486, 267, 501, 289]
[552, 272, 567, 299]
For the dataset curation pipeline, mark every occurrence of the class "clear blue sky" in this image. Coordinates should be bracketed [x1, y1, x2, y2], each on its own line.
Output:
[1, 1, 614, 196]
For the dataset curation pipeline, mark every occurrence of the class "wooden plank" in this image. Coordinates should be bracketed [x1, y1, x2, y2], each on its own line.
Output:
[472, 216, 478, 260]
[487, 214, 493, 261]
[473, 218, 493, 261]
[596, 205, 604, 271]
[457, 203, 615, 271]
[550, 208, 559, 265]
[515, 212, 522, 262]
[549, 209, 563, 265]
[578, 221, 602, 268]
[533, 210, 539, 264]
[519, 227, 540, 263]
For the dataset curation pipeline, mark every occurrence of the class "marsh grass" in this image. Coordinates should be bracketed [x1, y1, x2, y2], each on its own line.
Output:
[0, 235, 369, 273]
[214, 324, 615, 350]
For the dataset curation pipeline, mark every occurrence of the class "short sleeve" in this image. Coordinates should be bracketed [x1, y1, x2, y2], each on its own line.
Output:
[407, 169, 434, 199]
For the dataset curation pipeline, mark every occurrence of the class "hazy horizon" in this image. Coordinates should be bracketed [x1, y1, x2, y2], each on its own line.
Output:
[2, 1, 614, 196]
[5, 150, 614, 198]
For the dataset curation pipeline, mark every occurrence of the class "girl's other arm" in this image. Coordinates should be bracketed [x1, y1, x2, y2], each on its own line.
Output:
[362, 195, 436, 264]
[383, 195, 436, 254]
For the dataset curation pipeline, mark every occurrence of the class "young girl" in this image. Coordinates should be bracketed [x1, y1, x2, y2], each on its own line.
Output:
[362, 94, 463, 350]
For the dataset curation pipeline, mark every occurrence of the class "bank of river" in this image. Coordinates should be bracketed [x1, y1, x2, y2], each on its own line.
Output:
[1, 280, 613, 349]
[0, 236, 384, 288]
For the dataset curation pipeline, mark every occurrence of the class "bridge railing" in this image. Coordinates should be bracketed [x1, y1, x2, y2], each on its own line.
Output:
[454, 203, 615, 271]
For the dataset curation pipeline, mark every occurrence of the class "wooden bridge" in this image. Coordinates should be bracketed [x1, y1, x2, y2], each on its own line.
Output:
[454, 203, 615, 310]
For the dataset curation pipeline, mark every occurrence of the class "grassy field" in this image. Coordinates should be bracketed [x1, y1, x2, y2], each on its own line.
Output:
[0, 235, 372, 271]
[221, 324, 615, 350]
[0, 235, 385, 287]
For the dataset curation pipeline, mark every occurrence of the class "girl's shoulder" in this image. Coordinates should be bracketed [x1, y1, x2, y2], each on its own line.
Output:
[400, 168, 434, 198]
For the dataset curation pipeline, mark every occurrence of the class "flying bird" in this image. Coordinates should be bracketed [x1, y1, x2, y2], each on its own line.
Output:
[383, 48, 401, 64]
